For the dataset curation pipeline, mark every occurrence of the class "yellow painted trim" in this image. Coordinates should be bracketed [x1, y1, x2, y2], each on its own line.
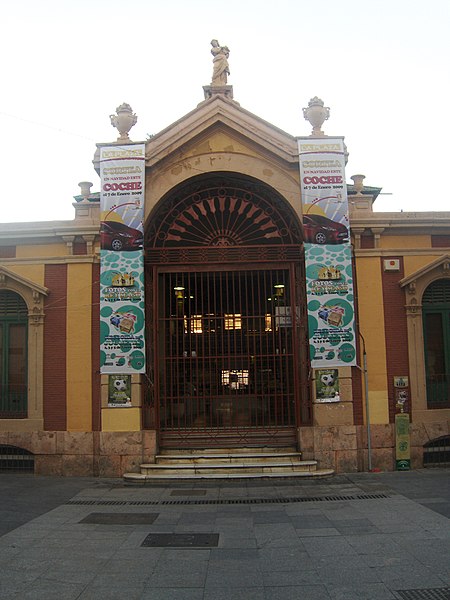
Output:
[368, 391, 389, 424]
[16, 243, 68, 258]
[101, 408, 142, 431]
[66, 263, 92, 431]
[356, 257, 389, 424]
[379, 235, 430, 249]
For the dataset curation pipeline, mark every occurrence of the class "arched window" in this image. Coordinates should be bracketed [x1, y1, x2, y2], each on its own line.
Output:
[0, 291, 28, 418]
[423, 279, 450, 408]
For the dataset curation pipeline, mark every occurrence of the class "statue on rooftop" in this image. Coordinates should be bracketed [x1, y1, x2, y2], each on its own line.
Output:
[210, 39, 230, 86]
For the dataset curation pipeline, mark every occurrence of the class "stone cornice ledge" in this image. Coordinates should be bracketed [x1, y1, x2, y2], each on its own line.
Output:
[0, 223, 99, 242]
[351, 211, 450, 228]
[354, 248, 450, 258]
[0, 256, 99, 265]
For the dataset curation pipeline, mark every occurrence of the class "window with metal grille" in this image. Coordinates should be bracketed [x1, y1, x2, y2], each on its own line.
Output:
[0, 291, 28, 418]
[0, 445, 34, 472]
[423, 280, 450, 409]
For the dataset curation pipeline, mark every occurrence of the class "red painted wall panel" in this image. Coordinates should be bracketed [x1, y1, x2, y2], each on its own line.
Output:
[381, 257, 409, 422]
[43, 264, 67, 430]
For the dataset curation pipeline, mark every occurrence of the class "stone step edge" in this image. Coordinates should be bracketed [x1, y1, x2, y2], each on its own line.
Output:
[123, 469, 334, 481]
[156, 452, 303, 461]
[159, 447, 297, 454]
[141, 461, 317, 470]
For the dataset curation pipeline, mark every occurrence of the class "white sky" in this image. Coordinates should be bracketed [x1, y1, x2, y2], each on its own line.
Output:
[1, 0, 449, 223]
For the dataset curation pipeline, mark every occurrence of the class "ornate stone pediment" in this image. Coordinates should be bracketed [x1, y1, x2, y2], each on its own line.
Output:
[0, 266, 49, 325]
[94, 94, 298, 175]
[400, 254, 450, 316]
[401, 254, 450, 289]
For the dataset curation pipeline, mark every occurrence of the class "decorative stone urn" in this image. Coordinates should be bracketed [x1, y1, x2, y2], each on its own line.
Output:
[110, 103, 138, 142]
[78, 181, 93, 202]
[303, 97, 330, 136]
[351, 174, 366, 195]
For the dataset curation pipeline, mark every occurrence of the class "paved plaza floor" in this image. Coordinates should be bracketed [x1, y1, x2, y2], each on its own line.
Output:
[0, 469, 449, 599]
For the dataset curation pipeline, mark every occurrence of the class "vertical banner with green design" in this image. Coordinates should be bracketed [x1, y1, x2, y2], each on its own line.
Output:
[99, 144, 146, 374]
[298, 137, 356, 368]
[395, 413, 411, 470]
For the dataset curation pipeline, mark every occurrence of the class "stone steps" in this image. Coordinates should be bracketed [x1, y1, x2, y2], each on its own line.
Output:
[123, 447, 334, 482]
[156, 452, 305, 465]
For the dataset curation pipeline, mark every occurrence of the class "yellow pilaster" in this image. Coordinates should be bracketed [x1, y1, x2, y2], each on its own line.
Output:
[102, 408, 141, 431]
[66, 263, 92, 431]
[356, 257, 389, 424]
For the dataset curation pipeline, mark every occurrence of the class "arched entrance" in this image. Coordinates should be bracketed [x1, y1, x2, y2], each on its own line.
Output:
[144, 174, 311, 448]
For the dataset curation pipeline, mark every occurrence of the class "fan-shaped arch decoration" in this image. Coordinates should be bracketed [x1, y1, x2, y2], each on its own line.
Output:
[146, 175, 302, 248]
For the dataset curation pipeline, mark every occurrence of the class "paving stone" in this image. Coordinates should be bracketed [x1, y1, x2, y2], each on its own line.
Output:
[258, 547, 316, 571]
[296, 527, 341, 537]
[205, 566, 263, 588]
[254, 522, 301, 548]
[0, 470, 449, 599]
[11, 579, 86, 600]
[210, 548, 259, 561]
[147, 564, 208, 588]
[374, 565, 448, 589]
[326, 583, 397, 599]
[262, 569, 321, 586]
[218, 534, 258, 548]
[265, 584, 332, 599]
[290, 515, 334, 528]
[316, 565, 380, 584]
[203, 587, 265, 599]
[141, 588, 205, 600]
[77, 585, 146, 600]
[252, 511, 291, 524]
[302, 536, 359, 557]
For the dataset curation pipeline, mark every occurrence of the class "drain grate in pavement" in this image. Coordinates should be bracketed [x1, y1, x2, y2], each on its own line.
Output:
[67, 492, 389, 507]
[396, 589, 450, 600]
[141, 533, 219, 548]
[79, 512, 159, 525]
[170, 489, 207, 496]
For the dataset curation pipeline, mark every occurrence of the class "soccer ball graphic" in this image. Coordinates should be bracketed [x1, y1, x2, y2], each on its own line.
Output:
[113, 378, 127, 392]
[320, 372, 336, 387]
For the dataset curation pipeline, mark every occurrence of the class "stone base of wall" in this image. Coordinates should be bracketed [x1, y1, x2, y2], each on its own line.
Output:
[1, 419, 449, 476]
[0, 430, 157, 477]
[298, 419, 450, 473]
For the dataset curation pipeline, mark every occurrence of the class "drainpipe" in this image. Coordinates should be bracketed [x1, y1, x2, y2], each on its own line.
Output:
[356, 332, 372, 472]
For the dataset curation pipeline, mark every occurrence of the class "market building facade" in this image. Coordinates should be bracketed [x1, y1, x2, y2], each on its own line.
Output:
[0, 64, 449, 476]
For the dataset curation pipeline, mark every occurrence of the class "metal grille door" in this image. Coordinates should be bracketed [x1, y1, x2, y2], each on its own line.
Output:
[156, 268, 299, 444]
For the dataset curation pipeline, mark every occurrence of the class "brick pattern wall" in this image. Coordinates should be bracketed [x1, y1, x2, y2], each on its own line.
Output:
[73, 241, 87, 255]
[351, 365, 364, 425]
[43, 264, 67, 430]
[381, 257, 409, 422]
[431, 235, 450, 248]
[0, 246, 16, 258]
[360, 234, 375, 249]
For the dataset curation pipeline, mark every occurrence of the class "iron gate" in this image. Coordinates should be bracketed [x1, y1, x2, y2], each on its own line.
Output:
[150, 267, 302, 446]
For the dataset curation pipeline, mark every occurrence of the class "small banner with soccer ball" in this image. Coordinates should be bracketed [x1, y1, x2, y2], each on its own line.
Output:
[315, 369, 340, 403]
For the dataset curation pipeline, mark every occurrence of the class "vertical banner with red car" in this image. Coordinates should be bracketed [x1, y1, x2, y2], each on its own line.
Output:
[298, 137, 357, 368]
[99, 144, 146, 374]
